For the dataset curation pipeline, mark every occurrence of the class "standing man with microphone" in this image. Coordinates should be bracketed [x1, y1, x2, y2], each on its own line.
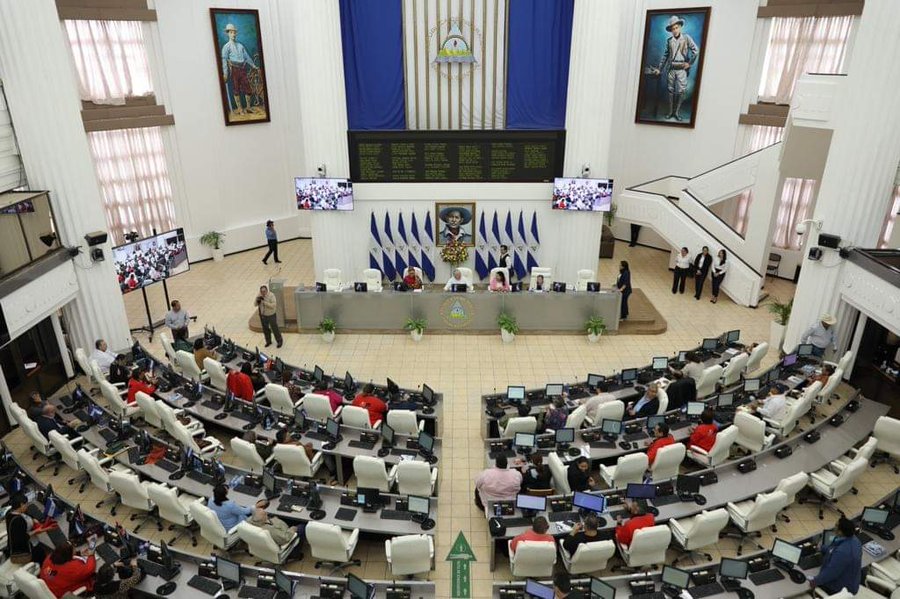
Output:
[262, 220, 281, 265]
[255, 285, 283, 348]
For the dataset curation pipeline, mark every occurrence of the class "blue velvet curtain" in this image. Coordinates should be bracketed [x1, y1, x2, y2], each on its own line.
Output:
[339, 0, 406, 130]
[505, 0, 574, 130]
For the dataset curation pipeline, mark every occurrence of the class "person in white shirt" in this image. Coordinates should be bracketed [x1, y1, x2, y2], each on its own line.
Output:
[164, 300, 190, 341]
[474, 455, 522, 511]
[710, 249, 728, 304]
[801, 314, 838, 357]
[443, 269, 471, 291]
[670, 351, 704, 382]
[90, 339, 117, 374]
[672, 246, 691, 294]
[753, 387, 787, 421]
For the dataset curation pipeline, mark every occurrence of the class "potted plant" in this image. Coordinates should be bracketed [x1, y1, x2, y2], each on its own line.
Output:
[200, 231, 226, 262]
[404, 317, 427, 342]
[767, 297, 792, 353]
[585, 316, 607, 343]
[318, 317, 336, 343]
[498, 312, 519, 344]
[604, 203, 617, 228]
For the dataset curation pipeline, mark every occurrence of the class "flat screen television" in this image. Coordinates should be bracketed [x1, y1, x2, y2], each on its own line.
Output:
[112, 228, 189, 295]
[551, 177, 613, 212]
[295, 177, 354, 211]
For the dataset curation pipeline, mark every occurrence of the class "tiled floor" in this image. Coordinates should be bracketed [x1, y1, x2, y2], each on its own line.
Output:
[36, 238, 886, 597]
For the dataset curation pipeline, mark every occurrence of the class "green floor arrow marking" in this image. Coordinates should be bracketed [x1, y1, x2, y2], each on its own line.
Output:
[445, 531, 476, 598]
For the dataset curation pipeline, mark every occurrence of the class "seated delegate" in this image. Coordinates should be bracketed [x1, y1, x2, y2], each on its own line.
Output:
[562, 513, 602, 556]
[5, 493, 46, 564]
[615, 499, 654, 547]
[748, 385, 788, 421]
[444, 269, 471, 291]
[351, 383, 388, 426]
[689, 409, 718, 452]
[209, 485, 267, 531]
[402, 267, 423, 290]
[626, 383, 660, 418]
[474, 455, 522, 510]
[489, 270, 511, 292]
[94, 561, 142, 599]
[126, 365, 156, 404]
[517, 454, 552, 492]
[509, 516, 554, 554]
[226, 363, 256, 401]
[192, 338, 217, 371]
[664, 370, 696, 411]
[40, 541, 96, 598]
[645, 422, 676, 467]
[567, 457, 596, 492]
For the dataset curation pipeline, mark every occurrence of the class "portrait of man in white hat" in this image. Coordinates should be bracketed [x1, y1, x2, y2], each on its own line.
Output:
[211, 9, 270, 125]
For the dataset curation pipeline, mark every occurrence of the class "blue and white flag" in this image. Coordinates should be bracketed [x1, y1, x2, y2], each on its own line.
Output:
[475, 212, 489, 280]
[380, 213, 397, 280]
[369, 212, 384, 274]
[490, 211, 502, 257]
[395, 212, 409, 276]
[527, 211, 540, 272]
[514, 211, 529, 279]
[422, 212, 436, 281]
[404, 213, 421, 271]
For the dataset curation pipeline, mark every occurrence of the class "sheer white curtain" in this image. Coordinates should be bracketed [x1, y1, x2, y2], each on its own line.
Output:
[87, 127, 176, 244]
[732, 126, 786, 234]
[758, 15, 852, 104]
[879, 185, 900, 248]
[65, 20, 153, 105]
[772, 178, 817, 250]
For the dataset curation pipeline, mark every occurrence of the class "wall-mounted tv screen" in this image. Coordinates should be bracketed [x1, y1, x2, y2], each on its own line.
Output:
[0, 200, 35, 214]
[552, 177, 613, 212]
[295, 177, 354, 211]
[112, 228, 189, 294]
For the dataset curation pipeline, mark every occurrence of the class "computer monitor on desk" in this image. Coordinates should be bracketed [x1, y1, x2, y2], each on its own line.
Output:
[555, 427, 575, 446]
[686, 402, 705, 418]
[661, 566, 690, 591]
[719, 558, 749, 583]
[590, 577, 616, 599]
[782, 353, 798, 368]
[216, 556, 241, 589]
[325, 418, 341, 442]
[771, 539, 802, 567]
[652, 357, 668, 371]
[422, 383, 435, 404]
[347, 573, 375, 599]
[262, 468, 277, 497]
[357, 487, 381, 510]
[601, 419, 622, 439]
[516, 494, 547, 516]
[716, 393, 734, 408]
[625, 483, 656, 500]
[417, 430, 435, 456]
[573, 491, 607, 514]
[545, 383, 563, 398]
[620, 369, 638, 385]
[646, 415, 666, 433]
[314, 365, 325, 384]
[862, 507, 890, 528]
[702, 338, 718, 351]
[381, 423, 395, 448]
[587, 374, 604, 388]
[507, 386, 526, 404]
[726, 329, 741, 344]
[797, 344, 814, 357]
[344, 371, 355, 393]
[743, 378, 761, 393]
[275, 569, 294, 598]
[524, 579, 554, 599]
[450, 283, 467, 293]
[514, 433, 536, 452]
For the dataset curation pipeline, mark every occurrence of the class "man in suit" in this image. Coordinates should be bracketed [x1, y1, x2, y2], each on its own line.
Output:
[627, 383, 660, 418]
[693, 246, 712, 300]
[665, 370, 696, 410]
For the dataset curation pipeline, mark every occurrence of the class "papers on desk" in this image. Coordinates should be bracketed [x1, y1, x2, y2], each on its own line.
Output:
[863, 540, 885, 557]
[554, 521, 575, 534]
[399, 454, 416, 462]
[788, 375, 805, 385]
[23, 362, 38, 369]
[725, 348, 740, 356]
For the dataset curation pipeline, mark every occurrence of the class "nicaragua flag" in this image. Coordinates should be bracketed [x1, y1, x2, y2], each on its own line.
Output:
[395, 212, 409, 276]
[422, 212, 436, 281]
[490, 211, 502, 257]
[513, 211, 528, 279]
[404, 213, 420, 270]
[380, 213, 397, 280]
[475, 212, 489, 280]
[384, 213, 406, 277]
[527, 211, 540, 271]
[369, 212, 384, 274]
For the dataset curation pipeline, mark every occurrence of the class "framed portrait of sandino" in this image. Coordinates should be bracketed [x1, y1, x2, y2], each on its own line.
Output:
[210, 8, 271, 126]
[435, 202, 476, 247]
[635, 7, 710, 128]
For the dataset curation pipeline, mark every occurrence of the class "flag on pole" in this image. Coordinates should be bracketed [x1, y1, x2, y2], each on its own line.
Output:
[369, 212, 383, 273]
[381, 213, 397, 280]
[514, 211, 529, 279]
[527, 211, 540, 271]
[385, 212, 406, 276]
[422, 212, 436, 281]
[406, 213, 421, 271]
[475, 212, 489, 280]
[395, 212, 410, 276]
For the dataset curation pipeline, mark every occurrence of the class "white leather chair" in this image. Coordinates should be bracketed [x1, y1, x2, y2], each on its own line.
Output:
[457, 267, 474, 287]
[204, 358, 228, 393]
[696, 365, 724, 398]
[725, 490, 788, 555]
[545, 405, 588, 435]
[100, 380, 140, 420]
[135, 392, 163, 429]
[108, 469, 161, 531]
[669, 508, 730, 564]
[353, 455, 393, 492]
[508, 540, 557, 578]
[825, 350, 854, 374]
[235, 521, 300, 565]
[159, 333, 178, 366]
[176, 350, 209, 383]
[764, 385, 816, 437]
[734, 411, 775, 453]
[830, 436, 877, 474]
[616, 525, 671, 570]
[688, 425, 737, 467]
[91, 360, 124, 391]
[489, 267, 510, 288]
[586, 399, 624, 427]
[19, 418, 56, 472]
[806, 457, 867, 519]
[323, 268, 343, 292]
[869, 551, 900, 593]
[231, 438, 271, 474]
[386, 410, 424, 436]
[0, 561, 38, 598]
[816, 369, 843, 407]
[272, 443, 323, 479]
[655, 388, 669, 415]
[390, 461, 437, 496]
[721, 354, 749, 387]
[773, 472, 809, 523]
[499, 416, 537, 438]
[599, 453, 648, 489]
[548, 452, 571, 495]
[362, 268, 383, 292]
[299, 393, 342, 422]
[342, 405, 379, 430]
[74, 347, 94, 386]
[528, 267, 553, 291]
[48, 430, 88, 489]
[560, 539, 615, 574]
[190, 501, 240, 551]
[872, 416, 900, 474]
[385, 534, 435, 577]
[157, 399, 202, 435]
[745, 342, 769, 374]
[575, 269, 595, 292]
[265, 383, 297, 416]
[77, 447, 123, 510]
[306, 522, 360, 574]
[172, 420, 223, 458]
[14, 566, 85, 599]
[649, 443, 685, 482]
[147, 483, 199, 546]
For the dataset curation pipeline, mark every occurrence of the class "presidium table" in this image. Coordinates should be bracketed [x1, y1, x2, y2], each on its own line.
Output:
[291, 288, 622, 333]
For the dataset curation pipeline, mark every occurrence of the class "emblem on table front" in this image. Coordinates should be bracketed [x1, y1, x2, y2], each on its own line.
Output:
[440, 296, 475, 329]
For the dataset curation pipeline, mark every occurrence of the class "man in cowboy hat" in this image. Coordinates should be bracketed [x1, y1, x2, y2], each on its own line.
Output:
[439, 206, 473, 244]
[801, 313, 838, 357]
[649, 15, 699, 121]
[220, 22, 260, 115]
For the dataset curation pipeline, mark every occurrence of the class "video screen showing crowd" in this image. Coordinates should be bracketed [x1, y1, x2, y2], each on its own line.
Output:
[552, 177, 614, 212]
[113, 228, 190, 294]
[295, 177, 354, 211]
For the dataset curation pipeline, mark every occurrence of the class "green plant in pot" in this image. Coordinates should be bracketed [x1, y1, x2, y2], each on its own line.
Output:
[585, 316, 607, 342]
[200, 231, 225, 262]
[498, 312, 519, 343]
[319, 317, 336, 342]
[766, 297, 792, 353]
[404, 317, 427, 341]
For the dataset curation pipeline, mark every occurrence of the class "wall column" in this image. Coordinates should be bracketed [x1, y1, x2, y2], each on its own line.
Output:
[784, 0, 900, 351]
[0, 0, 131, 352]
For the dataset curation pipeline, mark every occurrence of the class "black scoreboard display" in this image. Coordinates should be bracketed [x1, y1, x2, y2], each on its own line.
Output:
[348, 130, 565, 183]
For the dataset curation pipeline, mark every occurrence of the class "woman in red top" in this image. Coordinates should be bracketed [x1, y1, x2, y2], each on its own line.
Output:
[126, 366, 156, 405]
[402, 267, 423, 290]
[226, 363, 256, 401]
[689, 409, 718, 453]
[615, 500, 655, 547]
[40, 541, 96, 597]
[646, 422, 676, 466]
[351, 383, 388, 426]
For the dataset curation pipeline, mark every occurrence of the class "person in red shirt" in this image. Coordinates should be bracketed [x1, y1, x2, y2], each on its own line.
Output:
[40, 541, 96, 597]
[646, 422, 676, 466]
[314, 382, 345, 414]
[689, 409, 718, 453]
[227, 363, 256, 401]
[126, 366, 156, 405]
[615, 500, 655, 547]
[509, 516, 555, 554]
[351, 383, 388, 427]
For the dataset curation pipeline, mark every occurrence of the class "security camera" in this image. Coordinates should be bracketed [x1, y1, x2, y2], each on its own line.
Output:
[317, 164, 327, 178]
[795, 222, 808, 236]
[581, 163, 591, 178]
[795, 219, 822, 236]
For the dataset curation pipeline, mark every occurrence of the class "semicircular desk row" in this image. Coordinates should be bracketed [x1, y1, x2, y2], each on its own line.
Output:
[2, 438, 436, 599]
[138, 340, 443, 487]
